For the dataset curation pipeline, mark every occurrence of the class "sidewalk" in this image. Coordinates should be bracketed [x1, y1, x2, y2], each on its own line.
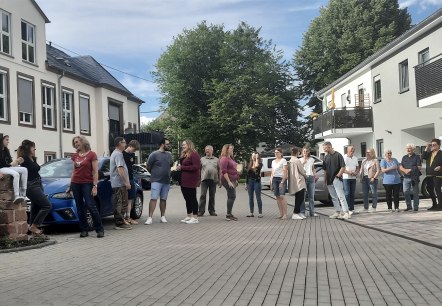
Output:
[0, 186, 441, 305]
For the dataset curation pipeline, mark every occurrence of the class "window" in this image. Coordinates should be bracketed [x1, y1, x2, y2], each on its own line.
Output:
[42, 83, 55, 129]
[340, 93, 346, 108]
[133, 123, 137, 132]
[357, 84, 364, 107]
[17, 75, 34, 125]
[0, 69, 8, 121]
[64, 152, 74, 158]
[399, 60, 409, 92]
[79, 94, 90, 134]
[21, 21, 35, 63]
[62, 89, 74, 132]
[418, 48, 430, 65]
[0, 10, 11, 54]
[44, 151, 56, 163]
[361, 142, 367, 158]
[376, 139, 384, 158]
[373, 75, 381, 103]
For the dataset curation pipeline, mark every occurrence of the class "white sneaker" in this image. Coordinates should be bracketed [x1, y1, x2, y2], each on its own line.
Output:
[185, 217, 199, 224]
[388, 209, 393, 213]
[299, 213, 306, 219]
[144, 217, 152, 225]
[395, 208, 400, 212]
[312, 213, 318, 217]
[349, 211, 354, 216]
[181, 217, 191, 223]
[370, 208, 376, 213]
[160, 216, 167, 223]
[329, 212, 340, 219]
[291, 213, 304, 220]
[341, 212, 350, 219]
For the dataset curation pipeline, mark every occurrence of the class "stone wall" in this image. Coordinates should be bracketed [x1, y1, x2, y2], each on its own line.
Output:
[0, 175, 28, 241]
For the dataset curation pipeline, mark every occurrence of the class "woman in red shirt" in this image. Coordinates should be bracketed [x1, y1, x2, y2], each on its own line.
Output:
[66, 136, 104, 238]
[219, 144, 239, 221]
[177, 139, 201, 224]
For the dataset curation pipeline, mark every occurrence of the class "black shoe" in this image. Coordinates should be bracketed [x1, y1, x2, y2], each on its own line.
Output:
[97, 231, 104, 238]
[428, 206, 438, 211]
[80, 231, 89, 238]
[404, 208, 412, 212]
[436, 205, 442, 211]
[197, 212, 205, 217]
[209, 212, 217, 216]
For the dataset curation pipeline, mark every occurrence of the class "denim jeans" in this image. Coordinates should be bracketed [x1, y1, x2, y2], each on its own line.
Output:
[403, 177, 419, 210]
[247, 179, 263, 214]
[304, 175, 315, 214]
[222, 179, 237, 215]
[71, 182, 104, 232]
[343, 179, 356, 211]
[327, 178, 349, 212]
[362, 176, 378, 209]
[199, 179, 217, 213]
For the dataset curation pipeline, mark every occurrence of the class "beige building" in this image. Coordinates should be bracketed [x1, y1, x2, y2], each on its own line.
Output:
[0, 0, 143, 161]
[314, 9, 442, 159]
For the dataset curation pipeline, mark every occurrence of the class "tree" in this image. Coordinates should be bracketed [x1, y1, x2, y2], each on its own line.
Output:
[294, 0, 411, 114]
[155, 21, 307, 159]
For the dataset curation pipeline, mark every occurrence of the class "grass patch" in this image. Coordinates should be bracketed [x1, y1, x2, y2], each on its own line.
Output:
[0, 236, 48, 250]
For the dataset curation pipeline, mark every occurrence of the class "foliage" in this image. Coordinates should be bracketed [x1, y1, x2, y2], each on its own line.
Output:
[0, 236, 47, 250]
[294, 0, 411, 114]
[154, 21, 307, 159]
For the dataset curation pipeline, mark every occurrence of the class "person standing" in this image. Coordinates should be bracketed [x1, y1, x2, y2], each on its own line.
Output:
[359, 148, 380, 213]
[422, 139, 442, 210]
[343, 145, 359, 215]
[123, 140, 140, 225]
[300, 147, 318, 217]
[177, 140, 201, 224]
[245, 152, 263, 218]
[18, 140, 52, 239]
[66, 136, 104, 238]
[322, 142, 350, 219]
[198, 145, 219, 217]
[145, 138, 173, 225]
[380, 150, 401, 212]
[219, 144, 239, 221]
[270, 148, 288, 220]
[0, 135, 28, 204]
[288, 147, 307, 220]
[110, 137, 132, 230]
[400, 144, 422, 212]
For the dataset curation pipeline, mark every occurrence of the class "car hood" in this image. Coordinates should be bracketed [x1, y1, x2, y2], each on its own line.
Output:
[41, 177, 70, 195]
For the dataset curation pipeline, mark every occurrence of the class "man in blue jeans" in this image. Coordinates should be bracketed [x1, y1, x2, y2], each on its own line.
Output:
[400, 143, 422, 211]
[343, 145, 359, 215]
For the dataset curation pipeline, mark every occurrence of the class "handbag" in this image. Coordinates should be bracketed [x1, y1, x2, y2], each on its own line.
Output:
[171, 170, 182, 185]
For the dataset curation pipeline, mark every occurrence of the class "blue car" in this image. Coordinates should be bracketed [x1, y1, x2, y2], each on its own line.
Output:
[31, 157, 144, 227]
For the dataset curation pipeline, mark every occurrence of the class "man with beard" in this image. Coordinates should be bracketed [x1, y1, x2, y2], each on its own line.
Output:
[144, 138, 173, 225]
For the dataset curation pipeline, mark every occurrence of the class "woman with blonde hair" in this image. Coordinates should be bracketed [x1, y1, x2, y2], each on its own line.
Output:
[359, 148, 380, 212]
[177, 139, 201, 224]
[219, 144, 239, 221]
[270, 147, 288, 220]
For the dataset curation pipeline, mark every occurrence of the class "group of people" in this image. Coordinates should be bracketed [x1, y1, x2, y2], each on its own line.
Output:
[322, 139, 442, 219]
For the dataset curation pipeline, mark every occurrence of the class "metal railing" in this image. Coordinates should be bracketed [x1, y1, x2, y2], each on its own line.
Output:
[415, 53, 442, 101]
[313, 107, 373, 136]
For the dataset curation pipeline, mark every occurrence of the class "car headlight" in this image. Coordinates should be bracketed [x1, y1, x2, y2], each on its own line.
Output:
[52, 192, 74, 199]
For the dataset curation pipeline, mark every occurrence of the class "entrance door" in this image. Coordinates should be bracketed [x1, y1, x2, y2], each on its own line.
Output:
[108, 104, 121, 153]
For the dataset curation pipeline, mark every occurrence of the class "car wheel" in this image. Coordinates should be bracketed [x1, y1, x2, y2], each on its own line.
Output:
[142, 179, 151, 190]
[421, 178, 430, 198]
[130, 193, 143, 219]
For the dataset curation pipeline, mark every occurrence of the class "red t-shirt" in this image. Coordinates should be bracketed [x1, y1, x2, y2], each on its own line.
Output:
[71, 151, 98, 184]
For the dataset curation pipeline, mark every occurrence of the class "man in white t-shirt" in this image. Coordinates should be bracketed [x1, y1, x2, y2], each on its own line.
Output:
[343, 145, 359, 214]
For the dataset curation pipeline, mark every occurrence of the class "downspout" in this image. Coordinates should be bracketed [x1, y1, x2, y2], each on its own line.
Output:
[57, 71, 64, 158]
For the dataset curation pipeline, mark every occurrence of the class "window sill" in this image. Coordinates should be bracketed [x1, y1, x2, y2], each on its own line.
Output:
[22, 60, 38, 68]
[374, 99, 382, 104]
[399, 88, 409, 94]
[0, 52, 13, 59]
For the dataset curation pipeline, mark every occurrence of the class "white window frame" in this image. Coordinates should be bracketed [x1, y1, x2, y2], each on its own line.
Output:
[42, 83, 55, 128]
[44, 151, 56, 163]
[79, 94, 90, 134]
[340, 93, 346, 108]
[62, 89, 74, 132]
[399, 60, 409, 92]
[373, 75, 381, 103]
[0, 69, 7, 121]
[418, 48, 430, 65]
[21, 20, 35, 63]
[18, 75, 33, 125]
[0, 10, 11, 55]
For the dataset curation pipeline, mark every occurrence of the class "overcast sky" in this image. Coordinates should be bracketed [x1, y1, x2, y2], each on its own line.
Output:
[36, 0, 442, 125]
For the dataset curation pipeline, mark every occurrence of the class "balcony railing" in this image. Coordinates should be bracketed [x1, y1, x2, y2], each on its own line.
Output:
[313, 107, 373, 137]
[415, 53, 442, 104]
[353, 94, 370, 108]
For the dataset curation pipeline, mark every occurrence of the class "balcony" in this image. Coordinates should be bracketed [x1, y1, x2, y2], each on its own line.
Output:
[313, 107, 373, 139]
[415, 53, 442, 108]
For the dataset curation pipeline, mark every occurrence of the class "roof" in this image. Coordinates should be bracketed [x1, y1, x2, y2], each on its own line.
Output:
[46, 44, 144, 104]
[32, 0, 50, 23]
[317, 8, 442, 96]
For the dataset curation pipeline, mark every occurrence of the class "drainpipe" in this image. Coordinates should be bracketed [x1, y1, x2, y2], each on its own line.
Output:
[57, 71, 64, 158]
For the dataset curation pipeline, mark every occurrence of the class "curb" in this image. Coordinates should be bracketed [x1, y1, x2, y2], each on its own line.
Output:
[0, 240, 57, 254]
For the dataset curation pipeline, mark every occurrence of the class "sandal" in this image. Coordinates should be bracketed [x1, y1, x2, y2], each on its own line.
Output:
[31, 231, 50, 241]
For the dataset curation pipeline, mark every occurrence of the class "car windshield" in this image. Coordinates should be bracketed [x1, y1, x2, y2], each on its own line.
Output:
[40, 159, 74, 178]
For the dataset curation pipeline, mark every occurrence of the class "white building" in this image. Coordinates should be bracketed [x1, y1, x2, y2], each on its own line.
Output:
[0, 0, 143, 162]
[314, 9, 442, 159]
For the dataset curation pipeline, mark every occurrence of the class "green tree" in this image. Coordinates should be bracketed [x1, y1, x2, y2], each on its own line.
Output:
[155, 21, 306, 159]
[294, 0, 411, 113]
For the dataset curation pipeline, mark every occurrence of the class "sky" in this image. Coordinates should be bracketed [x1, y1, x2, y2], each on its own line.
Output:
[36, 0, 442, 125]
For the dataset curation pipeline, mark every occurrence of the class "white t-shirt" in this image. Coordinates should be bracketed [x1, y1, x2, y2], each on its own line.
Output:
[343, 154, 358, 179]
[300, 157, 315, 176]
[272, 158, 287, 178]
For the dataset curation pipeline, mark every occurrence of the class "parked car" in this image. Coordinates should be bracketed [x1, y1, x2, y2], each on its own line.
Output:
[27, 157, 144, 228]
[133, 164, 151, 190]
[314, 157, 431, 204]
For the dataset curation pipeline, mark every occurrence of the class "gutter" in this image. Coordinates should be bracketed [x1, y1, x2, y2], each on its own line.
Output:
[57, 71, 64, 157]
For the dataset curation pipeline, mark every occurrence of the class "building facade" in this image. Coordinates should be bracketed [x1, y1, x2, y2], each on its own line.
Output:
[0, 0, 143, 162]
[314, 9, 442, 159]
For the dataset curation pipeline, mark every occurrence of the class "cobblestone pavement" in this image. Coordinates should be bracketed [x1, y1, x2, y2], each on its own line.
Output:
[1, 186, 442, 306]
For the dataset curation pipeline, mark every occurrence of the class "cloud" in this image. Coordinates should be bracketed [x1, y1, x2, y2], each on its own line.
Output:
[287, 3, 324, 12]
[120, 75, 159, 99]
[399, 0, 442, 9]
[140, 116, 156, 125]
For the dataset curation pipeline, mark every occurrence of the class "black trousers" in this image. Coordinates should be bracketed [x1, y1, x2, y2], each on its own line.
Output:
[28, 178, 52, 226]
[293, 189, 305, 214]
[383, 184, 401, 209]
[181, 186, 198, 215]
[427, 176, 442, 206]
